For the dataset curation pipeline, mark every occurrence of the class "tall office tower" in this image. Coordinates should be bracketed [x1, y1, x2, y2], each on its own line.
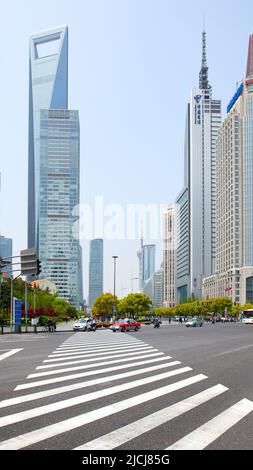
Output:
[0, 235, 12, 278]
[137, 236, 144, 291]
[203, 35, 253, 305]
[141, 244, 156, 290]
[88, 239, 103, 307]
[143, 266, 164, 308]
[28, 26, 82, 307]
[163, 205, 176, 308]
[176, 30, 221, 303]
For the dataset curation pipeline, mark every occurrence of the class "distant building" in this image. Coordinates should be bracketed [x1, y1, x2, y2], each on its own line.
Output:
[138, 242, 156, 291]
[0, 235, 12, 278]
[163, 205, 176, 307]
[29, 278, 57, 294]
[88, 239, 103, 307]
[143, 267, 164, 308]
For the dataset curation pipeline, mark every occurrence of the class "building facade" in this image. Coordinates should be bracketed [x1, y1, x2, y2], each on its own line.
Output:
[0, 235, 12, 278]
[27, 26, 82, 308]
[88, 239, 103, 307]
[163, 204, 176, 307]
[176, 30, 221, 303]
[203, 35, 253, 305]
[143, 267, 164, 308]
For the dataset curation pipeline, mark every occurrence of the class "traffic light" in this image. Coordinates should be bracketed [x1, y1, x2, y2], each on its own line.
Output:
[36, 259, 42, 276]
[20, 248, 37, 276]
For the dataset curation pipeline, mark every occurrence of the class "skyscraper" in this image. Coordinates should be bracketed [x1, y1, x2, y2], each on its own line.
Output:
[88, 239, 103, 307]
[27, 26, 82, 307]
[176, 30, 221, 303]
[140, 244, 156, 291]
[203, 34, 253, 305]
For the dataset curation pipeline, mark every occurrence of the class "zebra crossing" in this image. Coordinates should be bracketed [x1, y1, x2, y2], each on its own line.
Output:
[0, 330, 252, 450]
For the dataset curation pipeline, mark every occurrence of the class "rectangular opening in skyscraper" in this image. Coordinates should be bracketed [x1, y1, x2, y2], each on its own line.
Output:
[34, 34, 61, 59]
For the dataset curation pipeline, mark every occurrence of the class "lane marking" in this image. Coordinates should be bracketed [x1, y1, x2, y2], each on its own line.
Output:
[0, 374, 207, 449]
[15, 353, 166, 390]
[166, 398, 253, 450]
[0, 349, 23, 362]
[0, 360, 180, 409]
[211, 344, 253, 358]
[74, 384, 228, 450]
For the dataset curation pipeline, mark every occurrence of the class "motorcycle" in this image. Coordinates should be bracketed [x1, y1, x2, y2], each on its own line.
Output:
[153, 320, 160, 328]
[86, 323, 96, 332]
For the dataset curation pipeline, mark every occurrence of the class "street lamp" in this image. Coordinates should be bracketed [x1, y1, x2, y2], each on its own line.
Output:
[112, 256, 118, 319]
[130, 273, 139, 293]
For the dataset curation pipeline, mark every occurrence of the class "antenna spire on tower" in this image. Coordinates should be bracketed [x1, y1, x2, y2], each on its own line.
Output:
[199, 27, 210, 90]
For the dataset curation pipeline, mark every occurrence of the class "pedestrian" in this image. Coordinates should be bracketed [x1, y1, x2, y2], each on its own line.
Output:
[51, 320, 56, 332]
[168, 316, 171, 324]
[47, 319, 52, 332]
[179, 316, 183, 325]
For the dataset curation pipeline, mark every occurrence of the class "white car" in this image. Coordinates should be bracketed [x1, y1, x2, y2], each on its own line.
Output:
[73, 319, 88, 331]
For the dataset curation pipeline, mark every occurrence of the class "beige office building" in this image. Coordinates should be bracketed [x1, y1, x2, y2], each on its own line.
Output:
[203, 35, 253, 305]
[163, 204, 176, 307]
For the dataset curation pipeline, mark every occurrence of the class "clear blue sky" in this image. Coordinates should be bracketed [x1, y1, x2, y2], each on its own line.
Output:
[0, 0, 253, 300]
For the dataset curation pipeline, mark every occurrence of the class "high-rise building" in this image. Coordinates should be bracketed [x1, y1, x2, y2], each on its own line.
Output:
[143, 266, 164, 308]
[176, 30, 221, 303]
[0, 235, 12, 278]
[138, 241, 156, 291]
[203, 35, 253, 305]
[88, 239, 103, 307]
[27, 26, 82, 307]
[163, 204, 176, 308]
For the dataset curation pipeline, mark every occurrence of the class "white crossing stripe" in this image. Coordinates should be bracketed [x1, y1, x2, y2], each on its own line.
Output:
[50, 344, 152, 356]
[74, 384, 228, 450]
[55, 342, 146, 351]
[0, 349, 23, 361]
[43, 348, 161, 364]
[0, 374, 207, 449]
[37, 352, 169, 370]
[15, 353, 165, 390]
[0, 360, 181, 409]
[29, 356, 176, 379]
[0, 367, 193, 429]
[166, 398, 253, 450]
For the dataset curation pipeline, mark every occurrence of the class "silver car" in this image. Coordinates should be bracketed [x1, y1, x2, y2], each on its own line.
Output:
[73, 319, 88, 331]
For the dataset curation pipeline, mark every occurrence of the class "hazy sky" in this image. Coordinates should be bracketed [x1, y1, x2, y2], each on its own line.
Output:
[0, 0, 253, 300]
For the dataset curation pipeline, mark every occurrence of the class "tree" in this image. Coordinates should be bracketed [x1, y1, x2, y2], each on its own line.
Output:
[118, 293, 152, 317]
[92, 293, 118, 319]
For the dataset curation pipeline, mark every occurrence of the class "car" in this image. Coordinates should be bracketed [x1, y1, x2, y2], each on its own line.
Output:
[95, 320, 113, 328]
[185, 317, 203, 327]
[73, 319, 88, 331]
[109, 318, 141, 332]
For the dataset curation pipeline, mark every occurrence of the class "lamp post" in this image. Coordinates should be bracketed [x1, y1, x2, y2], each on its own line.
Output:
[112, 256, 118, 320]
[130, 274, 139, 293]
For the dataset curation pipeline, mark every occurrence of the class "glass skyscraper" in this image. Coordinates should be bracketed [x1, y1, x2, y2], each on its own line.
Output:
[88, 239, 103, 307]
[27, 26, 82, 308]
[0, 235, 12, 278]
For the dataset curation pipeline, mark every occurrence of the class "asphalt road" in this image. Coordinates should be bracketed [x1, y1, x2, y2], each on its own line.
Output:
[0, 322, 252, 451]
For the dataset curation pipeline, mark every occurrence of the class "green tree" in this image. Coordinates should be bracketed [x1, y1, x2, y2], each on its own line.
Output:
[118, 293, 152, 318]
[92, 293, 118, 320]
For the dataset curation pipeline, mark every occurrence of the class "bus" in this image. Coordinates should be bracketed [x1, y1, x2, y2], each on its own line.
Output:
[242, 309, 253, 324]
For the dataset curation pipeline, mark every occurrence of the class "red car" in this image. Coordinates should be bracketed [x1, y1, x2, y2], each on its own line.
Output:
[109, 318, 141, 332]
